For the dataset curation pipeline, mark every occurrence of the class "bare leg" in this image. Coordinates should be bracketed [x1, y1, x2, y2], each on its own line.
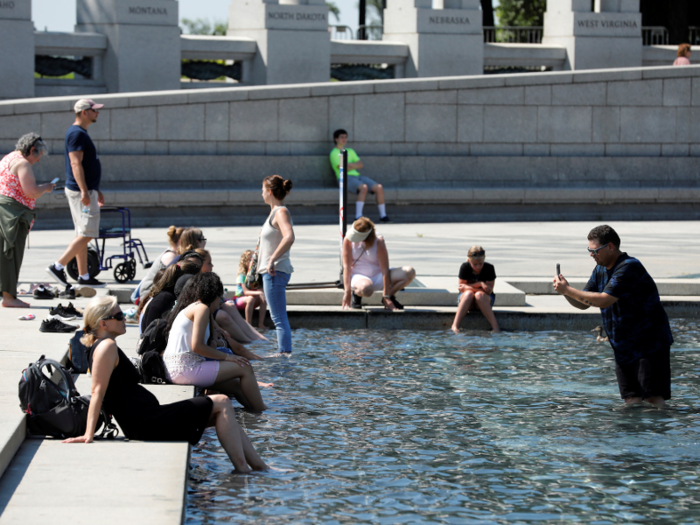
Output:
[215, 377, 251, 408]
[475, 291, 501, 333]
[255, 296, 267, 329]
[357, 184, 368, 204]
[208, 395, 267, 472]
[220, 302, 267, 341]
[371, 183, 385, 205]
[57, 236, 92, 275]
[353, 278, 374, 298]
[241, 296, 254, 325]
[388, 266, 416, 296]
[451, 291, 475, 333]
[2, 292, 30, 308]
[212, 361, 267, 411]
[216, 309, 252, 344]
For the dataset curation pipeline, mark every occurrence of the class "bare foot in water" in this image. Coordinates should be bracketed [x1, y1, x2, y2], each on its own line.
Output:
[2, 296, 30, 308]
[451, 325, 460, 334]
[257, 381, 274, 388]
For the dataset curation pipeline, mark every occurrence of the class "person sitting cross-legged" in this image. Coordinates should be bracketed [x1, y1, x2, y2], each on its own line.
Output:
[451, 245, 501, 334]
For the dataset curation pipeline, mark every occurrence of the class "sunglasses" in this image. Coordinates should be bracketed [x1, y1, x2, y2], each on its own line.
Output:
[587, 243, 609, 255]
[102, 311, 125, 322]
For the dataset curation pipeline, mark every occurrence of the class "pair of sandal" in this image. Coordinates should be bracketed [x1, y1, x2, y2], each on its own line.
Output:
[381, 295, 404, 311]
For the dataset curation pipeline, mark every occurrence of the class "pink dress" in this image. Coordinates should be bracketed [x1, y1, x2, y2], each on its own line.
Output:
[0, 151, 35, 210]
[673, 57, 691, 66]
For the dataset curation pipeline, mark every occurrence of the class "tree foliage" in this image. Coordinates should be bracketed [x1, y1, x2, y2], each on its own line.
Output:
[495, 0, 546, 27]
[180, 18, 227, 36]
[326, 1, 341, 23]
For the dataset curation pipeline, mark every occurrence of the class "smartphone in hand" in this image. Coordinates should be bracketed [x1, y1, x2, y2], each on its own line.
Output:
[556, 263, 561, 277]
[51, 177, 60, 184]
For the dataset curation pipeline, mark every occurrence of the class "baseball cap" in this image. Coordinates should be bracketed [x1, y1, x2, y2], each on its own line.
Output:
[74, 99, 105, 112]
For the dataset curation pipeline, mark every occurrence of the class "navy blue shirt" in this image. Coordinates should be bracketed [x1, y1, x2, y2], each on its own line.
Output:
[584, 253, 673, 365]
[64, 125, 101, 191]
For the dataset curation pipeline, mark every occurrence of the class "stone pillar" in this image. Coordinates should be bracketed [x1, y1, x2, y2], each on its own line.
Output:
[76, 0, 181, 93]
[382, 0, 484, 78]
[542, 0, 642, 71]
[227, 0, 331, 85]
[0, 0, 35, 99]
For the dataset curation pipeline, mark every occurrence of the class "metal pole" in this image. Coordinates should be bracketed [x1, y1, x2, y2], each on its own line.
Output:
[359, 0, 366, 40]
[338, 149, 349, 288]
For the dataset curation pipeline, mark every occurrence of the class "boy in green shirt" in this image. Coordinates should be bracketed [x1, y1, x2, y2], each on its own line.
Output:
[330, 129, 389, 222]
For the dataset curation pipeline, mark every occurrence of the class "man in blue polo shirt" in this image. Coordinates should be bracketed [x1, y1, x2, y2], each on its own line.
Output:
[553, 225, 673, 408]
[46, 98, 105, 288]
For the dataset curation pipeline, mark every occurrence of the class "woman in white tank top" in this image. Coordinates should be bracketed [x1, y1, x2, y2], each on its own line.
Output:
[162, 272, 267, 411]
[341, 217, 416, 310]
[259, 175, 295, 355]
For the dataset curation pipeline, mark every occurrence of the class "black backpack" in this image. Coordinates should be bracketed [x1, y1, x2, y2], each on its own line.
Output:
[19, 355, 118, 439]
[137, 318, 168, 356]
[67, 330, 90, 374]
[139, 351, 169, 385]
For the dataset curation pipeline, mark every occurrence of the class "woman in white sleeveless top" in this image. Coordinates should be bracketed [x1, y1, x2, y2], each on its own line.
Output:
[341, 217, 416, 310]
[258, 175, 295, 355]
[162, 272, 267, 411]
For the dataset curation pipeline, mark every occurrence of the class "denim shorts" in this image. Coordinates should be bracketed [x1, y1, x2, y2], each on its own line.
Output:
[343, 175, 379, 194]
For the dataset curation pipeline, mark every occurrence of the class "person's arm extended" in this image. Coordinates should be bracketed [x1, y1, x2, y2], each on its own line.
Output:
[267, 208, 295, 276]
[341, 238, 353, 309]
[554, 275, 618, 309]
[191, 304, 244, 361]
[14, 160, 54, 199]
[68, 150, 92, 207]
[63, 339, 117, 443]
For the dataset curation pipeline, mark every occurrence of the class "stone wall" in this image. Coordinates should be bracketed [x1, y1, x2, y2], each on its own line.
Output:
[0, 65, 698, 225]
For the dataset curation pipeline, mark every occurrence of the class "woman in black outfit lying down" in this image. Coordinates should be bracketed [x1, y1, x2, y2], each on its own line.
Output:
[63, 296, 267, 473]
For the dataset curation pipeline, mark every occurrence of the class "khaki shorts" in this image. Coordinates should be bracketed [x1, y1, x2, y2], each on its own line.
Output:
[66, 188, 100, 238]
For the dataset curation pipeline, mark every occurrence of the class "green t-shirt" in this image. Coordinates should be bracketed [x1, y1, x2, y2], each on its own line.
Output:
[330, 147, 361, 180]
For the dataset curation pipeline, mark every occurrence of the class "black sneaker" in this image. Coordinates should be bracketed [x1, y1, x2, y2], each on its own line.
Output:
[77, 276, 106, 288]
[33, 285, 55, 300]
[48, 304, 77, 322]
[46, 264, 69, 286]
[40, 318, 79, 333]
[379, 216, 391, 223]
[64, 302, 83, 319]
[351, 292, 363, 309]
[58, 286, 76, 300]
[389, 295, 404, 310]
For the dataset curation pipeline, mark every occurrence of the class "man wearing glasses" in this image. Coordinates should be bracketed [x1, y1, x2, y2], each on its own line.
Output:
[47, 99, 106, 288]
[553, 225, 673, 408]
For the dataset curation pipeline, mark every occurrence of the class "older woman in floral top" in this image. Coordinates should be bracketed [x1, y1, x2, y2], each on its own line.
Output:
[0, 133, 54, 307]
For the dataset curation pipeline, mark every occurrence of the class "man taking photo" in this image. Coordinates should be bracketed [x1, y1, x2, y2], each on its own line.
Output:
[553, 225, 673, 408]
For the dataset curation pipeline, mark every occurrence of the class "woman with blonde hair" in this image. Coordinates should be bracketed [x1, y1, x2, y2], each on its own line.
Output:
[195, 248, 267, 344]
[451, 245, 500, 333]
[63, 295, 268, 473]
[673, 43, 691, 66]
[341, 217, 416, 310]
[231, 250, 267, 330]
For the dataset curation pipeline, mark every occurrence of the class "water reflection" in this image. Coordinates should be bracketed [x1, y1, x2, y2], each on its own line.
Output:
[187, 320, 700, 524]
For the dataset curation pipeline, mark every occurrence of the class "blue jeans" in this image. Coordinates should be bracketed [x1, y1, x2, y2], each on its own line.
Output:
[263, 271, 292, 354]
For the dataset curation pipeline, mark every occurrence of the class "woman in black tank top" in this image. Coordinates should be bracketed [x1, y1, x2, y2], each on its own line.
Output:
[62, 296, 267, 473]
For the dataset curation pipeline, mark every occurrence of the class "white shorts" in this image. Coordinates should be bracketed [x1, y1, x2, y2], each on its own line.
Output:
[351, 271, 390, 290]
[66, 188, 100, 238]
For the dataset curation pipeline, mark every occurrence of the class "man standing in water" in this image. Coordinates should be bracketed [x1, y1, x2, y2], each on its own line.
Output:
[553, 225, 673, 408]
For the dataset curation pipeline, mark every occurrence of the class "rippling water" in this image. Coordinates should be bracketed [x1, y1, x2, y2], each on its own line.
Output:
[187, 320, 700, 524]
